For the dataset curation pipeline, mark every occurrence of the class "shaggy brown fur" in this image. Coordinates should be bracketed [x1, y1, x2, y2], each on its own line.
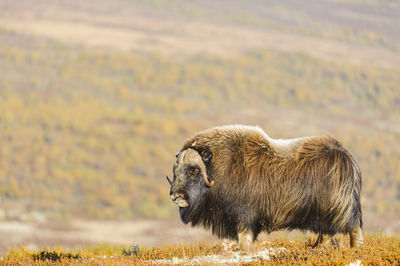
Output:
[173, 125, 363, 249]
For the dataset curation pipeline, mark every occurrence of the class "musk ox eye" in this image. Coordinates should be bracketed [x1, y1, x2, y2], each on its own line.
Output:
[201, 150, 212, 162]
[188, 167, 200, 178]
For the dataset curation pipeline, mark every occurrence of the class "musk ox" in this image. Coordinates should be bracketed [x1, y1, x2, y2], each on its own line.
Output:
[167, 125, 364, 250]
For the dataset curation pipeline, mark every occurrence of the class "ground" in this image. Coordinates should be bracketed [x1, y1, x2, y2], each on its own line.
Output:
[2, 235, 399, 265]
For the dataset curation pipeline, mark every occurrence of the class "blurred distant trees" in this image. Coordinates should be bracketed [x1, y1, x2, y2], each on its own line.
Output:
[0, 31, 399, 221]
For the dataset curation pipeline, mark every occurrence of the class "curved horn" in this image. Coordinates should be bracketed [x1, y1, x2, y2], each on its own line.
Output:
[179, 148, 214, 187]
[166, 176, 172, 185]
[203, 173, 214, 187]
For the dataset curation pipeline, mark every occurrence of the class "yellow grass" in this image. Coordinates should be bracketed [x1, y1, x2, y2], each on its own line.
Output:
[2, 235, 399, 265]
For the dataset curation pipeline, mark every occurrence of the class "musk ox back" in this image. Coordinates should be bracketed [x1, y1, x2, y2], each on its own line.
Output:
[167, 125, 363, 250]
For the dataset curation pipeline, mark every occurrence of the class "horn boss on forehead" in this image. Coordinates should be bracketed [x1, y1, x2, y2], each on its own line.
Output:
[178, 148, 214, 187]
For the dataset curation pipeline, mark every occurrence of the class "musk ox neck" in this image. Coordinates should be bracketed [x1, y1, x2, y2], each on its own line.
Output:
[179, 191, 234, 237]
[179, 190, 250, 240]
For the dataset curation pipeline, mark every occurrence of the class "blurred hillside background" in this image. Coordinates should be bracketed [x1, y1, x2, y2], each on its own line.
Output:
[0, 0, 399, 253]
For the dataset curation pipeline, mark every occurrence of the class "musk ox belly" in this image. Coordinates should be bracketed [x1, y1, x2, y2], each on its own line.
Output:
[281, 198, 360, 236]
[266, 185, 359, 236]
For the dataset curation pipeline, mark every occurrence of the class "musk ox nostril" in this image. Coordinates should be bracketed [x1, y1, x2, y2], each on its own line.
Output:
[170, 193, 189, 207]
[170, 193, 182, 201]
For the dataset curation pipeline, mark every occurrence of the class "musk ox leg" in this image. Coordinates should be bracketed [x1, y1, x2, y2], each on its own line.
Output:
[238, 230, 254, 253]
[312, 234, 338, 248]
[312, 233, 323, 248]
[349, 226, 364, 248]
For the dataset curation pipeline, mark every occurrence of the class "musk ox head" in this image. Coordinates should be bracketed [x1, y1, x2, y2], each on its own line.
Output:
[166, 148, 214, 209]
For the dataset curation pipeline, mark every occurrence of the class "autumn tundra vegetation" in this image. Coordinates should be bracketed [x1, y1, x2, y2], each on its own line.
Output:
[2, 236, 400, 264]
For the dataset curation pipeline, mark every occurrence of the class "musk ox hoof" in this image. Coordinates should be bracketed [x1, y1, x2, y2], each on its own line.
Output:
[222, 239, 238, 251]
[238, 230, 259, 254]
[221, 237, 259, 255]
[220, 249, 237, 258]
[238, 245, 259, 256]
[350, 226, 364, 248]
[219, 240, 238, 257]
